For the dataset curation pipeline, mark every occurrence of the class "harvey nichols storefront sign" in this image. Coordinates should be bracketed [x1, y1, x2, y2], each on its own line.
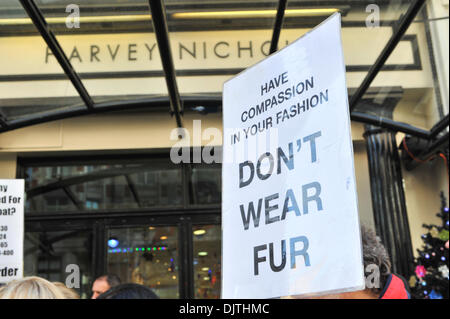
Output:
[44, 37, 280, 64]
[1, 27, 418, 75]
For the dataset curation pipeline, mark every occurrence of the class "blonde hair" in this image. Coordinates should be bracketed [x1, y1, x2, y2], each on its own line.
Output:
[0, 276, 66, 299]
[52, 282, 80, 299]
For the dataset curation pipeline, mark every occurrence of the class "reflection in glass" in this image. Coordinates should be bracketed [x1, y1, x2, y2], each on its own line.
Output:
[23, 162, 222, 213]
[70, 176, 139, 210]
[24, 231, 93, 299]
[193, 225, 221, 299]
[190, 165, 221, 205]
[128, 169, 183, 207]
[107, 226, 179, 299]
[24, 163, 183, 212]
[29, 189, 77, 212]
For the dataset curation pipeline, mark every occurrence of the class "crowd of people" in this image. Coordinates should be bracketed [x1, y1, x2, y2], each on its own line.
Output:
[0, 273, 159, 299]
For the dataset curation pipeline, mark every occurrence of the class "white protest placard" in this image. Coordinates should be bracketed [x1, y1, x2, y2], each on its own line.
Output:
[221, 13, 364, 299]
[0, 179, 24, 284]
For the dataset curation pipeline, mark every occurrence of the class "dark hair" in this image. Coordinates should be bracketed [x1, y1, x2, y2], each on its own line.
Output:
[361, 225, 392, 294]
[97, 283, 159, 299]
[97, 274, 121, 288]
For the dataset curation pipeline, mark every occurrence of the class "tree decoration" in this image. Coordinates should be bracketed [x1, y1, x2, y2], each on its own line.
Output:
[415, 265, 426, 278]
[439, 229, 449, 241]
[438, 265, 449, 279]
[429, 290, 443, 299]
[430, 228, 439, 238]
[411, 192, 449, 299]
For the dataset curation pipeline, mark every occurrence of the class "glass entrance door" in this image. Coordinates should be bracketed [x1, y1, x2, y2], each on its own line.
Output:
[24, 230, 94, 299]
[106, 225, 180, 299]
[192, 224, 221, 299]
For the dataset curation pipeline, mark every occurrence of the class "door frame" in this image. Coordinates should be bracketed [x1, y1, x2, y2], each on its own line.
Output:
[25, 208, 220, 298]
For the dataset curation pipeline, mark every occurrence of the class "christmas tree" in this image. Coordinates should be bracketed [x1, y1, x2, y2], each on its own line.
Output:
[410, 192, 449, 299]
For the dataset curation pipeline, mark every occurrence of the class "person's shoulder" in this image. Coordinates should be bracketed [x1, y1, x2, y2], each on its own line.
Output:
[378, 273, 411, 299]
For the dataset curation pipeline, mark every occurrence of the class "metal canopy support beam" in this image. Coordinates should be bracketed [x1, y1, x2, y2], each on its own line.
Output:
[425, 131, 449, 158]
[0, 95, 220, 134]
[148, 0, 183, 129]
[351, 111, 430, 139]
[404, 131, 450, 171]
[270, 0, 288, 54]
[19, 0, 94, 110]
[429, 114, 449, 139]
[0, 94, 438, 140]
[349, 0, 425, 111]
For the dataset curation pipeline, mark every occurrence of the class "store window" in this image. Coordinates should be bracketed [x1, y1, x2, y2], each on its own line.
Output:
[22, 159, 223, 213]
[23, 161, 185, 213]
[189, 165, 221, 206]
[20, 156, 221, 298]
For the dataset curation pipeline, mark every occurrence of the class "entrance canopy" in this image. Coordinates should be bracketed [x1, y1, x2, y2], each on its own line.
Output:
[0, 0, 448, 147]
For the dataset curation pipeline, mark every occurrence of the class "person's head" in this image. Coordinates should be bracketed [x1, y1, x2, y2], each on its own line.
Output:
[0, 276, 66, 299]
[360, 225, 392, 296]
[96, 283, 159, 299]
[53, 282, 80, 299]
[91, 274, 121, 299]
[284, 225, 394, 299]
[318, 225, 393, 299]
[319, 225, 396, 299]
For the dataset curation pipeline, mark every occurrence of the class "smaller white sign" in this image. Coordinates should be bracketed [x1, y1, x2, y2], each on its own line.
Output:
[0, 179, 25, 284]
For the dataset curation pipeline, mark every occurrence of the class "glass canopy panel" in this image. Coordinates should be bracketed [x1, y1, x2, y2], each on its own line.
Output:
[352, 4, 448, 131]
[281, 0, 411, 90]
[2, 0, 446, 133]
[166, 0, 280, 95]
[33, 0, 168, 104]
[0, 1, 85, 121]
